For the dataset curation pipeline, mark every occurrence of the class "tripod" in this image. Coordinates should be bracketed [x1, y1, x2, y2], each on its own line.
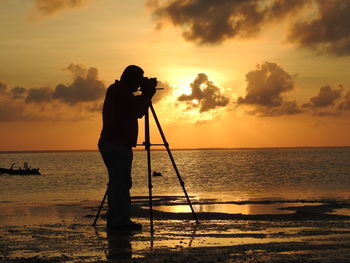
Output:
[93, 102, 199, 232]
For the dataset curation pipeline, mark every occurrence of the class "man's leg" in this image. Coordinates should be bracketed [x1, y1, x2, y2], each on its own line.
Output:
[98, 139, 132, 227]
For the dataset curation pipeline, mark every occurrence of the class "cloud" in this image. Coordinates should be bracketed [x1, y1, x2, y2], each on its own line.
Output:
[148, 0, 350, 56]
[52, 65, 106, 104]
[339, 91, 350, 111]
[238, 62, 293, 106]
[178, 73, 229, 112]
[0, 64, 106, 122]
[0, 82, 6, 94]
[11, 86, 27, 99]
[303, 85, 342, 108]
[245, 101, 301, 117]
[65, 63, 86, 76]
[32, 0, 90, 17]
[287, 0, 350, 56]
[17, 64, 106, 105]
[237, 62, 301, 116]
[26, 87, 53, 103]
[0, 64, 176, 122]
[152, 81, 174, 104]
[302, 85, 350, 116]
[147, 0, 308, 44]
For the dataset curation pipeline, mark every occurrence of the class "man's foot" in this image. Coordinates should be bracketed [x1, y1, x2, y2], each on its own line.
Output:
[107, 221, 142, 232]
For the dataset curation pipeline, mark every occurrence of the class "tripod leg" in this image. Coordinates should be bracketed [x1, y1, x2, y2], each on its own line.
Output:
[149, 103, 199, 224]
[93, 186, 108, 227]
[145, 108, 154, 234]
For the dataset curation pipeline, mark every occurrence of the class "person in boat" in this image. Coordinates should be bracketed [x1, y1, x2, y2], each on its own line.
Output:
[98, 65, 156, 231]
[24, 162, 30, 170]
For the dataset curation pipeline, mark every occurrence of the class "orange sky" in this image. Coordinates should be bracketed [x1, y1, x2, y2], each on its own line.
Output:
[1, 0, 350, 151]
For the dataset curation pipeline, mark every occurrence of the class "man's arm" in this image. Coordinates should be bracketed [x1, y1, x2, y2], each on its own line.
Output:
[130, 81, 156, 118]
[132, 93, 154, 118]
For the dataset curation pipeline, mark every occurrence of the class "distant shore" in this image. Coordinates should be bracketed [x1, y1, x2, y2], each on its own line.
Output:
[1, 145, 350, 154]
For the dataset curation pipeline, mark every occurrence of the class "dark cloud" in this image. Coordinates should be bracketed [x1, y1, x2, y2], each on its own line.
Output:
[0, 64, 106, 122]
[147, 0, 308, 44]
[33, 0, 89, 17]
[287, 0, 350, 56]
[237, 62, 301, 116]
[338, 91, 350, 111]
[0, 82, 6, 94]
[64, 63, 86, 76]
[245, 101, 301, 117]
[238, 62, 293, 106]
[301, 85, 350, 116]
[178, 73, 229, 112]
[2, 65, 105, 105]
[303, 85, 342, 108]
[0, 64, 104, 122]
[0, 83, 32, 121]
[11, 86, 26, 99]
[52, 65, 106, 104]
[148, 0, 350, 56]
[26, 87, 53, 103]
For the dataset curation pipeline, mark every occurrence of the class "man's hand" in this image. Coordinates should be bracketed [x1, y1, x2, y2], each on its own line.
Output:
[141, 78, 157, 99]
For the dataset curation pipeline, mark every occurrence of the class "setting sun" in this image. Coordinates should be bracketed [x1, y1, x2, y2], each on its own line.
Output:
[175, 82, 192, 96]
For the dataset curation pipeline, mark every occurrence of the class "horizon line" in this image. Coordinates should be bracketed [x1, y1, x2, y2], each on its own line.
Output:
[1, 145, 350, 154]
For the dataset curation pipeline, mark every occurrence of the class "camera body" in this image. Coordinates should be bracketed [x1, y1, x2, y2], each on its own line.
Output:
[141, 77, 157, 92]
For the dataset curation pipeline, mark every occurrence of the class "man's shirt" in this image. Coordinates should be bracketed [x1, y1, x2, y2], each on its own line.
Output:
[100, 81, 149, 147]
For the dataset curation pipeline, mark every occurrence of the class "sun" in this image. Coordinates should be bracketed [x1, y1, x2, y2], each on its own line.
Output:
[161, 69, 197, 96]
[177, 82, 192, 96]
[170, 76, 196, 97]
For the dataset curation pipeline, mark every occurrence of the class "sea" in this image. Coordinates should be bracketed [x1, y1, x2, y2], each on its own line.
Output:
[1, 147, 350, 204]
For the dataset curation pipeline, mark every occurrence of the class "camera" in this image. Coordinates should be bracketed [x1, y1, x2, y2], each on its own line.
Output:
[141, 77, 157, 91]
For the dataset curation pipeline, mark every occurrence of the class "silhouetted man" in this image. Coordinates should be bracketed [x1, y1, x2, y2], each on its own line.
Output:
[98, 65, 156, 231]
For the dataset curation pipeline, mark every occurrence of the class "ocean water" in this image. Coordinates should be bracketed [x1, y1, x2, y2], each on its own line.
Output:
[1, 147, 350, 204]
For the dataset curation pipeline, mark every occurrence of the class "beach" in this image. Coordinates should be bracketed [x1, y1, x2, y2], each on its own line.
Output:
[1, 148, 350, 262]
[1, 196, 350, 262]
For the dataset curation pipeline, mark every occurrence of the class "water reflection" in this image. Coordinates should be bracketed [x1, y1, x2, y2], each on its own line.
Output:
[150, 202, 322, 215]
[330, 208, 350, 216]
[0, 203, 88, 226]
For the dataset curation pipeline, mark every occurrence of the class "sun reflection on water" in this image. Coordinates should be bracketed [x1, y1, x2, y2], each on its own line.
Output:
[146, 202, 320, 215]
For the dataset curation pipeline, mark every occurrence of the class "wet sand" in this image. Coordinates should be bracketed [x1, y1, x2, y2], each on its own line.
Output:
[1, 197, 350, 262]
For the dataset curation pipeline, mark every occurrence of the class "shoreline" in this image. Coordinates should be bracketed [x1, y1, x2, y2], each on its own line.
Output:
[1, 197, 350, 262]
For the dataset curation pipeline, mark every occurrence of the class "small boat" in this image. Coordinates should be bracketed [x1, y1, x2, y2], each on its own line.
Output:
[0, 162, 40, 175]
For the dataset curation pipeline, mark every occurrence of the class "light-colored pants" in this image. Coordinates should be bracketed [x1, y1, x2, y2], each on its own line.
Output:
[98, 138, 133, 226]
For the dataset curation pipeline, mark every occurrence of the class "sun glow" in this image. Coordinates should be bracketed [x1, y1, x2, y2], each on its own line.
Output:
[176, 82, 192, 96]
[192, 99, 199, 105]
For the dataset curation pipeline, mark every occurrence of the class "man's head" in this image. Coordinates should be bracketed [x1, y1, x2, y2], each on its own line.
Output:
[120, 65, 144, 92]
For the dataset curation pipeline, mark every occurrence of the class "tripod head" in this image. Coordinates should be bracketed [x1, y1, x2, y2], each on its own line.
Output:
[138, 76, 163, 95]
